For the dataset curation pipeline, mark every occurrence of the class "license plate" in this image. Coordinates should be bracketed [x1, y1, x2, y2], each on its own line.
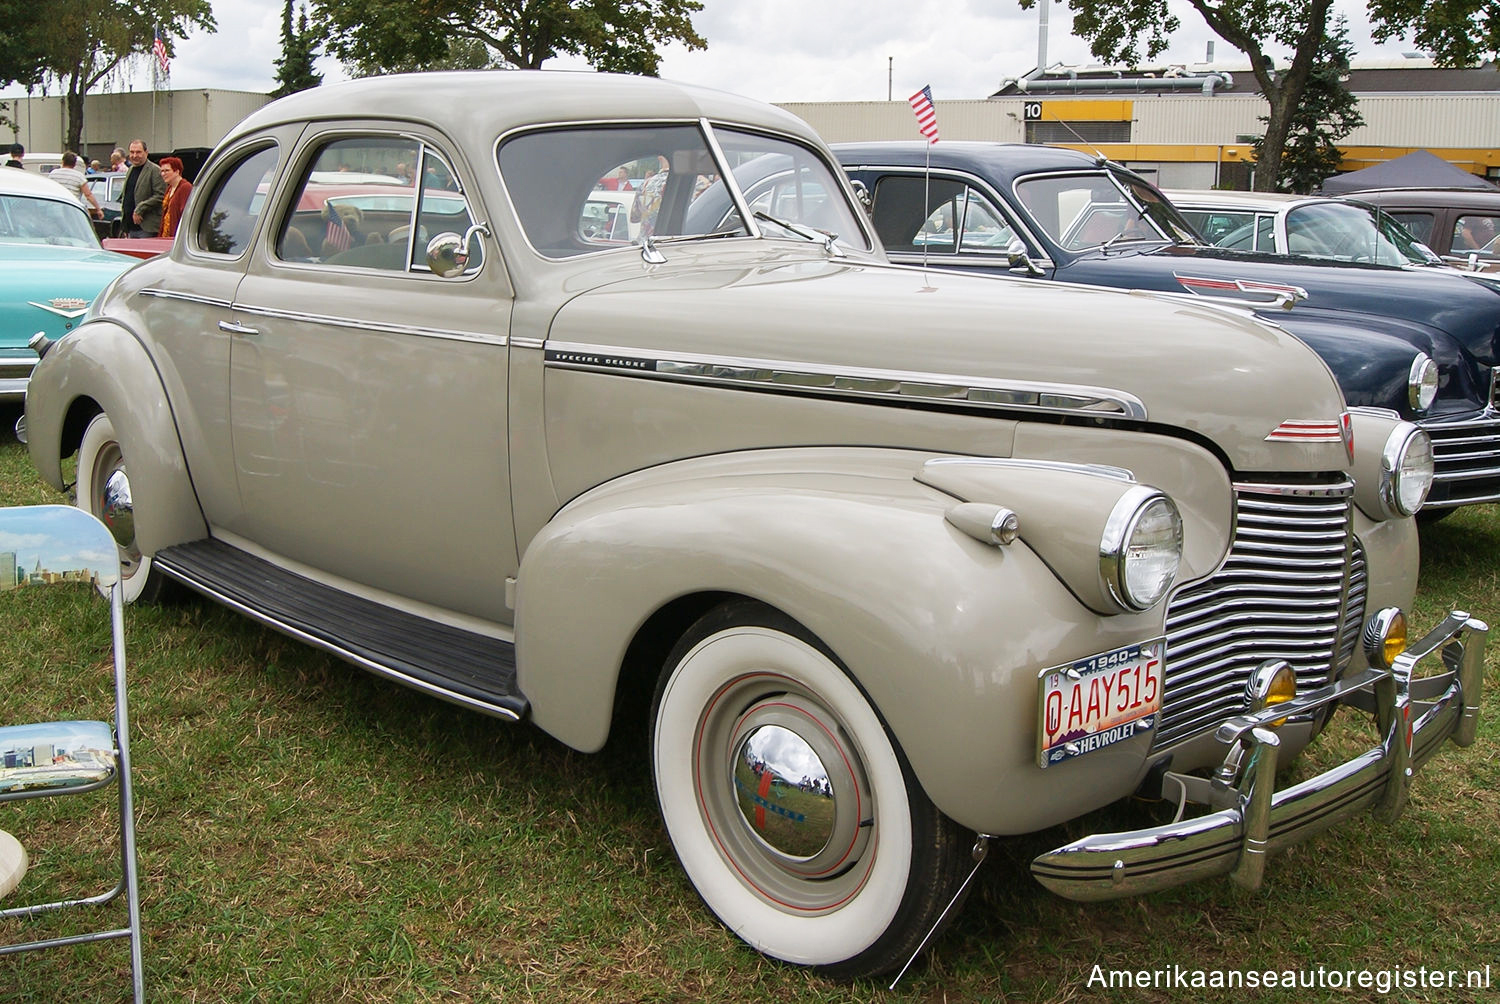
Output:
[1038, 639, 1164, 768]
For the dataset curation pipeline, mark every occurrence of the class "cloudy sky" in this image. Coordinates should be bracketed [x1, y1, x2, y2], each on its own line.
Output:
[4, 1, 1415, 103]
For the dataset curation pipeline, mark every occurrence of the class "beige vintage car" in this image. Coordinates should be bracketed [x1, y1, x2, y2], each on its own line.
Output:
[21, 72, 1485, 979]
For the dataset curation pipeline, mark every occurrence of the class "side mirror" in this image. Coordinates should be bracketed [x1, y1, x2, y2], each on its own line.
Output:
[1007, 238, 1046, 277]
[425, 222, 490, 278]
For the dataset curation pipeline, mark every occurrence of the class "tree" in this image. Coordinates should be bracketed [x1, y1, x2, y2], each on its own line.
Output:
[34, 0, 215, 153]
[347, 38, 505, 79]
[313, 0, 706, 77]
[0, 0, 48, 130]
[1251, 18, 1363, 193]
[0, 1, 48, 89]
[1369, 0, 1500, 65]
[272, 0, 323, 98]
[1020, 1, 1500, 192]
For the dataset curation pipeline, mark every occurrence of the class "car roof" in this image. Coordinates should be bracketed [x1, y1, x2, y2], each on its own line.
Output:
[1165, 190, 1307, 209]
[1348, 188, 1500, 210]
[832, 141, 1105, 188]
[0, 166, 84, 205]
[229, 70, 820, 149]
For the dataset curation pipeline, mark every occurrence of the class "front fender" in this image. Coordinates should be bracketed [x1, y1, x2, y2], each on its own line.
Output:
[25, 319, 206, 553]
[516, 447, 1174, 835]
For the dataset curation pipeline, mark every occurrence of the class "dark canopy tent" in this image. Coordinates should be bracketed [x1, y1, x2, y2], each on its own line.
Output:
[1320, 150, 1498, 194]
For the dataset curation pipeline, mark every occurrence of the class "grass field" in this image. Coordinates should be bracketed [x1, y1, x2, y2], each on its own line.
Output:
[0, 411, 1495, 1003]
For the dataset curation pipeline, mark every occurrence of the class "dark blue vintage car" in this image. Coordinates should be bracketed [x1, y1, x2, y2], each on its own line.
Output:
[833, 142, 1500, 513]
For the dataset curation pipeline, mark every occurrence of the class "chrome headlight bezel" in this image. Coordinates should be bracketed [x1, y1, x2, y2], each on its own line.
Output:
[1099, 487, 1183, 612]
[1380, 425, 1434, 517]
[1408, 354, 1438, 413]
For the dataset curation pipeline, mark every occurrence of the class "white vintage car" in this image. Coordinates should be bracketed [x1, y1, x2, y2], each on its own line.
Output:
[21, 71, 1485, 978]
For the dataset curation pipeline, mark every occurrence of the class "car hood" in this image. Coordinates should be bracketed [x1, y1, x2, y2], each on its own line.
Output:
[1065, 244, 1500, 368]
[0, 243, 137, 349]
[549, 252, 1352, 474]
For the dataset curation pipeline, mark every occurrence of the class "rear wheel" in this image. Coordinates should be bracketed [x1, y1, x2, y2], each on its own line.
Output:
[650, 600, 971, 978]
[76, 414, 164, 604]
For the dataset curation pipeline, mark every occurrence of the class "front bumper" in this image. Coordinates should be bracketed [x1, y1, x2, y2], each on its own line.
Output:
[1031, 610, 1487, 901]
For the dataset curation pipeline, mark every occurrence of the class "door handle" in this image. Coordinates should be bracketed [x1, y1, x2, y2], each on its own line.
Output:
[218, 320, 260, 336]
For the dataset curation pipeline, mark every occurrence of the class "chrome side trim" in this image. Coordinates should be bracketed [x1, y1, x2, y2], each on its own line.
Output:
[139, 288, 233, 309]
[232, 303, 506, 346]
[545, 341, 1148, 420]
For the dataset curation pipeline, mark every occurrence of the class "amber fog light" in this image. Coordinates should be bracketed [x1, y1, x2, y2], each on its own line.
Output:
[1247, 660, 1298, 726]
[1362, 607, 1408, 670]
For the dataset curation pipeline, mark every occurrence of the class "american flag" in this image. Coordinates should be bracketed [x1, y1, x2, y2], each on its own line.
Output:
[908, 85, 939, 144]
[152, 29, 170, 76]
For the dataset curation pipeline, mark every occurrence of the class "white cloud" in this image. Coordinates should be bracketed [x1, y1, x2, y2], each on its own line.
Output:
[4, 1, 1414, 102]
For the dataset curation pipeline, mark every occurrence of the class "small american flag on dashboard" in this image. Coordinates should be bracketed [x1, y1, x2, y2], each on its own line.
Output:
[908, 85, 939, 143]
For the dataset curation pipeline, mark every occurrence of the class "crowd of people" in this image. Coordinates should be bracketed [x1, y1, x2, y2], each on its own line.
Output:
[5, 138, 191, 239]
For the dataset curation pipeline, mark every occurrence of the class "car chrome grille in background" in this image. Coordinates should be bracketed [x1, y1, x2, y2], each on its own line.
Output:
[1155, 480, 1364, 750]
[1420, 413, 1500, 508]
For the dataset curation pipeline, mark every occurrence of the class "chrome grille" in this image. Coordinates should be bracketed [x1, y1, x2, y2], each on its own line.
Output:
[1156, 481, 1363, 750]
[1421, 413, 1500, 508]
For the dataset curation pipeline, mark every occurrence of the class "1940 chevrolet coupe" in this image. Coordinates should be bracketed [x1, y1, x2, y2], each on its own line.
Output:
[22, 72, 1485, 978]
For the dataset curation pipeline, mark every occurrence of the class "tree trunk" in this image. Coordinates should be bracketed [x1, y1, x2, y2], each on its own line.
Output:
[65, 80, 86, 154]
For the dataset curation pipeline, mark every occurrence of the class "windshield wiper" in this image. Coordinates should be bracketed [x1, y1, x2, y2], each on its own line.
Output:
[753, 211, 845, 258]
[637, 228, 742, 264]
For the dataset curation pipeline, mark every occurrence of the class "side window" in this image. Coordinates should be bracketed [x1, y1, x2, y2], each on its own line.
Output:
[869, 175, 967, 252]
[194, 145, 279, 256]
[1390, 212, 1433, 244]
[1180, 210, 1253, 245]
[1453, 215, 1500, 253]
[274, 136, 480, 274]
[1256, 215, 1277, 252]
[954, 190, 1016, 253]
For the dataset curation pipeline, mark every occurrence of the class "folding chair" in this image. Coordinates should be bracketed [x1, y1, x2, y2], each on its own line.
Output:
[0, 505, 143, 1002]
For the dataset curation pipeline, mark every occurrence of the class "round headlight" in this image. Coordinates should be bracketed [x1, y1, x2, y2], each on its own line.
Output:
[1408, 354, 1438, 412]
[1100, 488, 1183, 612]
[1381, 425, 1434, 517]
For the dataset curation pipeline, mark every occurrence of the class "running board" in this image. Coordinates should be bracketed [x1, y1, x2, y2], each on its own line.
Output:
[154, 539, 527, 721]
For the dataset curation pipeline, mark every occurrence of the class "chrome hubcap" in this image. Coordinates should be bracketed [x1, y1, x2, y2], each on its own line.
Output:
[100, 468, 135, 549]
[697, 674, 875, 911]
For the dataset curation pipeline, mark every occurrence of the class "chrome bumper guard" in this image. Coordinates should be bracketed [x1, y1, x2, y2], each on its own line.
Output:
[1031, 611, 1487, 902]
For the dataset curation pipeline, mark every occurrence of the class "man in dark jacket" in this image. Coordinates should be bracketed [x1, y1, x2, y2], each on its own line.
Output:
[119, 139, 168, 237]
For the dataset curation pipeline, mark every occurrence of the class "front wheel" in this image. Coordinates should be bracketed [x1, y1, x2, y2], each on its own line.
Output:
[76, 413, 165, 604]
[650, 600, 972, 979]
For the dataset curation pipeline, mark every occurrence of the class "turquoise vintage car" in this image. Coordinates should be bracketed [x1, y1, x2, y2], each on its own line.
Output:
[0, 168, 137, 400]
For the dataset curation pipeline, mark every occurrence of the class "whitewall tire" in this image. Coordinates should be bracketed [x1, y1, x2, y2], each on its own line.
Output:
[650, 600, 970, 978]
[76, 414, 164, 604]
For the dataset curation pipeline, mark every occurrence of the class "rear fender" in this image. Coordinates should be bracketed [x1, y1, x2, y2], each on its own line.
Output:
[25, 320, 206, 553]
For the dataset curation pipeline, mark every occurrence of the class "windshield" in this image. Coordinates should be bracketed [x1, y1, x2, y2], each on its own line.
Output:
[1013, 170, 1195, 250]
[497, 123, 867, 259]
[0, 193, 101, 248]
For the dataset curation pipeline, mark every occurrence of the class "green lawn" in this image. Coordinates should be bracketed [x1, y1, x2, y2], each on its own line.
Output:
[0, 412, 1495, 1003]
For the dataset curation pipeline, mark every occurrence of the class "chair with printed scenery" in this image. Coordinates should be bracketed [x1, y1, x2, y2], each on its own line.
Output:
[0, 505, 143, 1002]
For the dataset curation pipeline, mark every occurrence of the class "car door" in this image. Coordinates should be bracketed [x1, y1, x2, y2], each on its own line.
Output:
[130, 138, 291, 527]
[227, 127, 518, 624]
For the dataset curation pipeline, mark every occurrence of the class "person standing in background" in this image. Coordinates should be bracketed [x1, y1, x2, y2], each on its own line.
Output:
[49, 151, 105, 220]
[110, 149, 127, 172]
[120, 139, 167, 237]
[4, 144, 22, 169]
[157, 156, 192, 239]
